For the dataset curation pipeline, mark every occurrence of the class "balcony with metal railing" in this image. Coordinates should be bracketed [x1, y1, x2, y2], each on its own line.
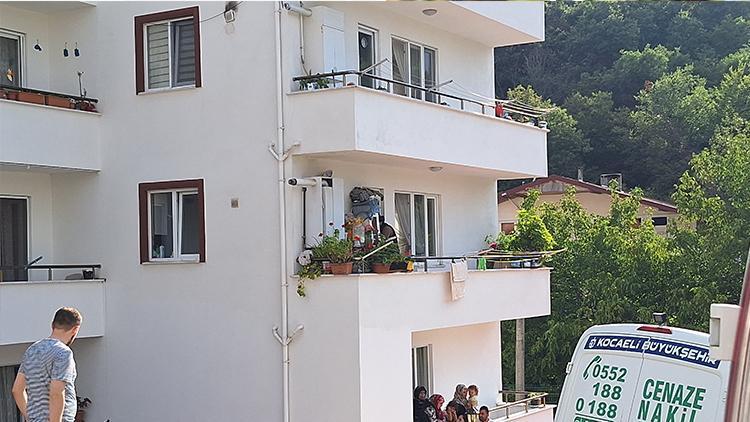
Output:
[286, 70, 549, 179]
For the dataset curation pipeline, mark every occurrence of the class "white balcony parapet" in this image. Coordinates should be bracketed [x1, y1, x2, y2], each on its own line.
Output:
[0, 279, 105, 346]
[286, 76, 548, 179]
[0, 98, 101, 171]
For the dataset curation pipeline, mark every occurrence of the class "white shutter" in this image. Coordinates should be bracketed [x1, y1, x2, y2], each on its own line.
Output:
[147, 23, 170, 89]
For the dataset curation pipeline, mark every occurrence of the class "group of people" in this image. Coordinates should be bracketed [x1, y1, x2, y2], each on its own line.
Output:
[414, 384, 492, 422]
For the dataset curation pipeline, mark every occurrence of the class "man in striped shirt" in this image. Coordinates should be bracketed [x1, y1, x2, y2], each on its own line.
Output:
[12, 307, 82, 422]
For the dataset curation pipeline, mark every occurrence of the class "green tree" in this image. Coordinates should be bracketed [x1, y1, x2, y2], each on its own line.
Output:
[506, 86, 590, 178]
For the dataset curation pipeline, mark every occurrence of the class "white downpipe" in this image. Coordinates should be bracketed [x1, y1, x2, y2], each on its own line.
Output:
[273, 3, 291, 422]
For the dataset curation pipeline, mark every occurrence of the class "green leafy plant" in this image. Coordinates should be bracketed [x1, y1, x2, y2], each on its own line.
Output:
[312, 228, 353, 263]
[487, 190, 555, 252]
[368, 237, 404, 265]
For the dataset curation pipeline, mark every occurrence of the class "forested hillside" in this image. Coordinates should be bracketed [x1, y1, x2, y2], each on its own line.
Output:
[494, 1, 750, 400]
[495, 1, 750, 200]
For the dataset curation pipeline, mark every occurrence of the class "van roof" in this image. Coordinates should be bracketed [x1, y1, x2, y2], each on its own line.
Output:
[583, 323, 709, 346]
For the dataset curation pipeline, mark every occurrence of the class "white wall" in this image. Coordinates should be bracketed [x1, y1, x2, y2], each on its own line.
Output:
[290, 156, 500, 259]
[0, 4, 98, 97]
[0, 170, 53, 280]
[412, 323, 502, 409]
[293, 2, 495, 100]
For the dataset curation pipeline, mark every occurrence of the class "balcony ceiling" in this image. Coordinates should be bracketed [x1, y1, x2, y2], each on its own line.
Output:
[377, 1, 545, 47]
[0, 1, 95, 14]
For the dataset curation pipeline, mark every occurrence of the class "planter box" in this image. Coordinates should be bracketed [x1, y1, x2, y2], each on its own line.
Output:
[17, 91, 45, 105]
[46, 95, 73, 109]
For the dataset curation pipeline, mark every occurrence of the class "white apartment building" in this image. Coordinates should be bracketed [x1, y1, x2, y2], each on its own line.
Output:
[0, 2, 551, 421]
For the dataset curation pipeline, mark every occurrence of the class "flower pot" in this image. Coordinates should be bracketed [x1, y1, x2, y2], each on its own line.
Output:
[46, 94, 73, 109]
[371, 263, 390, 274]
[4, 90, 18, 100]
[329, 262, 353, 275]
[17, 91, 45, 105]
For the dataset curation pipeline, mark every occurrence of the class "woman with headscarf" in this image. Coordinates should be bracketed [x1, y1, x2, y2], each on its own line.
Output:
[447, 384, 469, 420]
[413, 386, 434, 422]
[430, 394, 447, 422]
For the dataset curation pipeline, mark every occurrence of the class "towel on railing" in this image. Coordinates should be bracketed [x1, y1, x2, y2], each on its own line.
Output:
[450, 260, 468, 301]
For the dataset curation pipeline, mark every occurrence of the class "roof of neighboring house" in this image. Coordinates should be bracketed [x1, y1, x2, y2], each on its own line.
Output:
[497, 175, 678, 213]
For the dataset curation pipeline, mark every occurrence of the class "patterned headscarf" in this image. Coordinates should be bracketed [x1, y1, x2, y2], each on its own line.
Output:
[430, 394, 446, 420]
[453, 384, 469, 408]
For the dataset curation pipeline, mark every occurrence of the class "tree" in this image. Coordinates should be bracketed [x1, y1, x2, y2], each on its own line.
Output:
[506, 86, 590, 178]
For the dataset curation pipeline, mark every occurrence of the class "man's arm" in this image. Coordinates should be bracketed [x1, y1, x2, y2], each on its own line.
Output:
[11, 371, 28, 420]
[49, 380, 66, 422]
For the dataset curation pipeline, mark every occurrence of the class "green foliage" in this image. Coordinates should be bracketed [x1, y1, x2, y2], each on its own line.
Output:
[368, 237, 404, 265]
[311, 229, 353, 264]
[488, 190, 555, 252]
[506, 86, 590, 178]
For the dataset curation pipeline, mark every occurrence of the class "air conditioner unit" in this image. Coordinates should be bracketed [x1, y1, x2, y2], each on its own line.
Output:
[304, 176, 345, 248]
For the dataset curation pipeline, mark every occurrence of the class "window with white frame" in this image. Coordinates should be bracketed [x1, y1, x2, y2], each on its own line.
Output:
[0, 29, 24, 87]
[391, 37, 437, 102]
[394, 192, 439, 258]
[412, 345, 433, 394]
[135, 7, 201, 94]
[139, 179, 205, 263]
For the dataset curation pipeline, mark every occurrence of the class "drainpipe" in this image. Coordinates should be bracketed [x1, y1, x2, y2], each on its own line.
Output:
[269, 4, 302, 422]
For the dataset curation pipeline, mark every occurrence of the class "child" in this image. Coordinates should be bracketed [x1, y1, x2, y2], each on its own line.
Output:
[467, 385, 479, 414]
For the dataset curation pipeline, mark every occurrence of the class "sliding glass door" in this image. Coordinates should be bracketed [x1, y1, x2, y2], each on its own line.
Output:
[394, 192, 439, 258]
[391, 37, 437, 101]
[0, 197, 28, 282]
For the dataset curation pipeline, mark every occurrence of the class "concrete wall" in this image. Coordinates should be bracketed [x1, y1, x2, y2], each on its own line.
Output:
[412, 323, 502, 410]
[0, 4, 98, 97]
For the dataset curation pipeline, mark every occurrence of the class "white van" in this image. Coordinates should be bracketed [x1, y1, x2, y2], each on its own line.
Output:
[555, 323, 730, 422]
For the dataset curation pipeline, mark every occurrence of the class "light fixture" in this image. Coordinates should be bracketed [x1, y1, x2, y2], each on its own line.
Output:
[429, 166, 443, 172]
[422, 8, 438, 17]
[74, 42, 80, 57]
[34, 39, 42, 51]
[63, 42, 69, 57]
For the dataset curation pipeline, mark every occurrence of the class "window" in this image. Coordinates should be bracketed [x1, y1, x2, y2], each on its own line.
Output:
[391, 37, 437, 102]
[135, 7, 201, 94]
[358, 26, 377, 89]
[394, 192, 439, 257]
[652, 216, 668, 226]
[138, 179, 205, 263]
[501, 222, 515, 235]
[0, 29, 23, 88]
[412, 345, 433, 394]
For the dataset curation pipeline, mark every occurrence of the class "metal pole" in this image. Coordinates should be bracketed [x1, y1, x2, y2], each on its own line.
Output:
[515, 318, 526, 392]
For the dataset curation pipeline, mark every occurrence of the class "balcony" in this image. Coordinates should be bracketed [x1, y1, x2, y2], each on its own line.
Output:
[0, 87, 101, 171]
[288, 268, 551, 421]
[0, 265, 104, 346]
[286, 72, 548, 179]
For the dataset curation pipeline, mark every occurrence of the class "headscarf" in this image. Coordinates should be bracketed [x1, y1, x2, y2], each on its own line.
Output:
[453, 384, 470, 410]
[414, 386, 432, 422]
[430, 394, 446, 420]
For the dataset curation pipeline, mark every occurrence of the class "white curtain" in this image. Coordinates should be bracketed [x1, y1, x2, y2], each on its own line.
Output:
[394, 193, 412, 255]
[391, 38, 408, 96]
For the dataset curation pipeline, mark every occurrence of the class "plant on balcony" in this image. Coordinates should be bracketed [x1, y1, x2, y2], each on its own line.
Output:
[296, 227, 354, 297]
[75, 396, 91, 422]
[485, 189, 555, 268]
[367, 236, 404, 273]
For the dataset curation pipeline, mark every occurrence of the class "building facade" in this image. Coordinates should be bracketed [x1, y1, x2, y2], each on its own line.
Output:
[0, 2, 551, 421]
[498, 175, 679, 236]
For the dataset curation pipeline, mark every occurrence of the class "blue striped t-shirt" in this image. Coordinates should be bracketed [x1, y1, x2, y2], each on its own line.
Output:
[20, 338, 77, 422]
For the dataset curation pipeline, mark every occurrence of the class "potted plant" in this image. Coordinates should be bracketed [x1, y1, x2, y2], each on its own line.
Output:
[313, 228, 353, 274]
[368, 238, 403, 273]
[75, 396, 91, 422]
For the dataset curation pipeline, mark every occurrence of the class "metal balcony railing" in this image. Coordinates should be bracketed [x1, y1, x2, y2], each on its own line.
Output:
[292, 70, 548, 123]
[487, 390, 549, 420]
[0, 257, 102, 282]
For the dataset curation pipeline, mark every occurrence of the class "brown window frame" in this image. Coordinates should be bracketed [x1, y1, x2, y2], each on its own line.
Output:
[134, 6, 202, 94]
[138, 179, 206, 264]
